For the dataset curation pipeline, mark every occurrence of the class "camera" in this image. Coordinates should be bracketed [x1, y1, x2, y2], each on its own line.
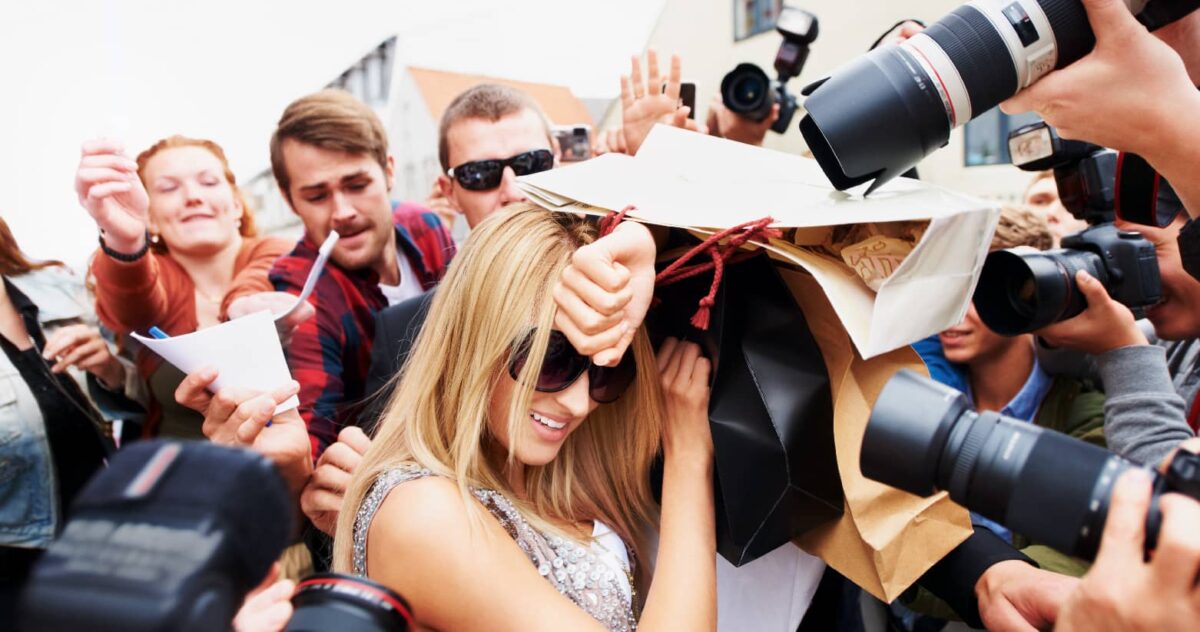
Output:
[285, 573, 413, 632]
[720, 4, 818, 134]
[861, 369, 1200, 560]
[552, 125, 592, 163]
[19, 441, 415, 632]
[20, 440, 295, 632]
[799, 0, 1200, 193]
[972, 121, 1167, 335]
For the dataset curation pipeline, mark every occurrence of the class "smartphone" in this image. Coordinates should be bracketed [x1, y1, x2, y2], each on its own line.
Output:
[680, 82, 696, 119]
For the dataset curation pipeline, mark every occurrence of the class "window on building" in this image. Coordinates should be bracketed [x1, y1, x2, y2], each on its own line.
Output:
[735, 0, 782, 41]
[964, 107, 1041, 166]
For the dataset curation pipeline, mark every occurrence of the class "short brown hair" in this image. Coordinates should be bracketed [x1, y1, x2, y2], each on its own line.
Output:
[270, 89, 390, 202]
[137, 135, 258, 253]
[437, 84, 552, 171]
[992, 204, 1054, 252]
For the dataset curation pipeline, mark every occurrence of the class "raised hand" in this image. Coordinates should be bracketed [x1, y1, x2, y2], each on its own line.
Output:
[655, 337, 713, 461]
[620, 49, 707, 156]
[553, 221, 656, 367]
[75, 138, 150, 254]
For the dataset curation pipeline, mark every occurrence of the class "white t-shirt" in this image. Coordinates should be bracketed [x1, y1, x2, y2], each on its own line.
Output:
[378, 253, 424, 306]
[590, 520, 633, 603]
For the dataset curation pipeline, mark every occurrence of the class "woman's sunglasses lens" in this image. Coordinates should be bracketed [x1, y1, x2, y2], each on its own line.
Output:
[589, 352, 637, 403]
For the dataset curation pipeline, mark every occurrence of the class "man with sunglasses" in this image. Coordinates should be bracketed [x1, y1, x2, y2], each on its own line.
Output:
[432, 84, 557, 230]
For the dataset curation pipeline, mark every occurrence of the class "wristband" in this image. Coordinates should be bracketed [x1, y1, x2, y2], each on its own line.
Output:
[99, 230, 151, 263]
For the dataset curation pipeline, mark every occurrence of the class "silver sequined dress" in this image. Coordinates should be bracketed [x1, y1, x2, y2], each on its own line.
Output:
[353, 465, 638, 631]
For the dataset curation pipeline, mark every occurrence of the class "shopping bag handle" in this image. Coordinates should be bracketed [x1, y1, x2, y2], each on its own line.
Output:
[600, 206, 779, 330]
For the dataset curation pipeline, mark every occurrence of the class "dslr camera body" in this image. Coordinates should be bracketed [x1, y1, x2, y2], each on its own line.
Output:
[973, 121, 1166, 335]
[720, 4, 818, 134]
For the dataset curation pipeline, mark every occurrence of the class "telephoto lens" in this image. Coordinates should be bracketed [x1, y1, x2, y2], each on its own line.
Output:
[861, 369, 1200, 560]
[284, 573, 414, 632]
[972, 223, 1161, 334]
[800, 0, 1200, 193]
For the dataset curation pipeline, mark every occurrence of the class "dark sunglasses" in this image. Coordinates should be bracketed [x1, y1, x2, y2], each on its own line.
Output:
[448, 149, 554, 191]
[507, 330, 636, 404]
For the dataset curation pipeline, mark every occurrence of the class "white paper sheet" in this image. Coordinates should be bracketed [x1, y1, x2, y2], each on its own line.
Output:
[131, 310, 299, 414]
[519, 124, 1000, 358]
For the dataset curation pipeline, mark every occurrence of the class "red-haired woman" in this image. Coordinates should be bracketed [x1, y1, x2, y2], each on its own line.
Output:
[75, 136, 293, 439]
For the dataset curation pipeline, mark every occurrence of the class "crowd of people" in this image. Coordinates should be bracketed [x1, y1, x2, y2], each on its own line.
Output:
[4, 0, 1200, 629]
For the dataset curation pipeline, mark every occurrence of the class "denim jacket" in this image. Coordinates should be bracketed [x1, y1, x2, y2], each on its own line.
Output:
[0, 267, 123, 549]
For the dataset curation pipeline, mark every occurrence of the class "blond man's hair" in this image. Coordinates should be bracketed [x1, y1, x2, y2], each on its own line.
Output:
[270, 89, 390, 202]
[992, 204, 1054, 252]
[333, 204, 665, 590]
[437, 84, 553, 171]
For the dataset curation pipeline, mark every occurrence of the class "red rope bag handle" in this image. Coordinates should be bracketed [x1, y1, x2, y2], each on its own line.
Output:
[598, 205, 780, 330]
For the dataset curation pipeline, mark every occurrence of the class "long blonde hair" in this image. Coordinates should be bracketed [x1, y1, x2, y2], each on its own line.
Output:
[333, 204, 665, 582]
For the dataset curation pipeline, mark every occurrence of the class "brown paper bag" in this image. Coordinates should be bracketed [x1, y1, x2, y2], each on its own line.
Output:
[782, 268, 972, 603]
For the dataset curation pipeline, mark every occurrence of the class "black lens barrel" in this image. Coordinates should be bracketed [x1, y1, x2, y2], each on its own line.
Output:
[924, 5, 1018, 117]
[1037, 0, 1095, 67]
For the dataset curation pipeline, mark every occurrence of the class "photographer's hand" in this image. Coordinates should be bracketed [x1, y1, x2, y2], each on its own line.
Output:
[1034, 269, 1147, 355]
[1056, 469, 1200, 631]
[620, 49, 708, 156]
[1001, 0, 1200, 218]
[553, 220, 656, 367]
[705, 96, 778, 147]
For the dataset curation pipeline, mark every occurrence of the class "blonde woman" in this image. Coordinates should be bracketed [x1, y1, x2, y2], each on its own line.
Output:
[332, 205, 717, 631]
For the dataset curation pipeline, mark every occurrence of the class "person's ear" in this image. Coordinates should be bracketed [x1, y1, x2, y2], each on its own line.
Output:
[435, 175, 456, 204]
[385, 154, 396, 192]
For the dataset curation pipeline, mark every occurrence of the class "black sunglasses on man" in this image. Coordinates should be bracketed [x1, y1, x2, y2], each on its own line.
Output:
[447, 149, 555, 191]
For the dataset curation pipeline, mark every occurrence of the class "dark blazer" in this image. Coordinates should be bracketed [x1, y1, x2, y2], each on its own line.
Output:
[362, 290, 435, 432]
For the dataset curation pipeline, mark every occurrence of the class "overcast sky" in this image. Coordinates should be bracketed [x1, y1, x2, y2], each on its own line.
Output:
[0, 0, 662, 268]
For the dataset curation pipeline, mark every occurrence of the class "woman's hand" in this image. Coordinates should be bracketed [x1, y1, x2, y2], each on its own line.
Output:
[656, 337, 713, 461]
[174, 368, 313, 496]
[75, 139, 150, 254]
[41, 324, 125, 389]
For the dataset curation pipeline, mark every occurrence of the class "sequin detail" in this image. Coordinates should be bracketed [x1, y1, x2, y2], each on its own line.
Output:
[352, 465, 637, 631]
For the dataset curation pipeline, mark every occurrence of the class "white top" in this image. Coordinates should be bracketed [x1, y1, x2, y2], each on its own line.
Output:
[379, 253, 424, 306]
[716, 544, 825, 632]
[590, 520, 633, 603]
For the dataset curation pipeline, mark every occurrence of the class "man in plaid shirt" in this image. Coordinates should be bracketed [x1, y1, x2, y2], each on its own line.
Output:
[231, 89, 455, 459]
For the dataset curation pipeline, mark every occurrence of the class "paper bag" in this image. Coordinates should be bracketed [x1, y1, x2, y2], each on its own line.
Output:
[783, 269, 972, 603]
[650, 252, 843, 566]
[519, 125, 1000, 359]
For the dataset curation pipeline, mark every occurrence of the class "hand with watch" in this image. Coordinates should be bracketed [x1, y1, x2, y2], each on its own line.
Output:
[74, 138, 152, 259]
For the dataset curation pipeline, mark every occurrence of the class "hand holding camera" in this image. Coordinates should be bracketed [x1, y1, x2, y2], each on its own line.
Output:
[1055, 467, 1200, 631]
[1001, 0, 1199, 161]
[1034, 268, 1149, 355]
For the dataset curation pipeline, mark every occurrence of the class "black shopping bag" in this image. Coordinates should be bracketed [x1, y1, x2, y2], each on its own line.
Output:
[650, 250, 844, 566]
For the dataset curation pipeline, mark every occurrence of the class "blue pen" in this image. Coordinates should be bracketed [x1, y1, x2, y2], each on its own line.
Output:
[148, 325, 273, 427]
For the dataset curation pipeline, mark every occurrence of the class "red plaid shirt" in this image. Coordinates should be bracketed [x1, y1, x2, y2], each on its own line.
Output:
[271, 202, 455, 459]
